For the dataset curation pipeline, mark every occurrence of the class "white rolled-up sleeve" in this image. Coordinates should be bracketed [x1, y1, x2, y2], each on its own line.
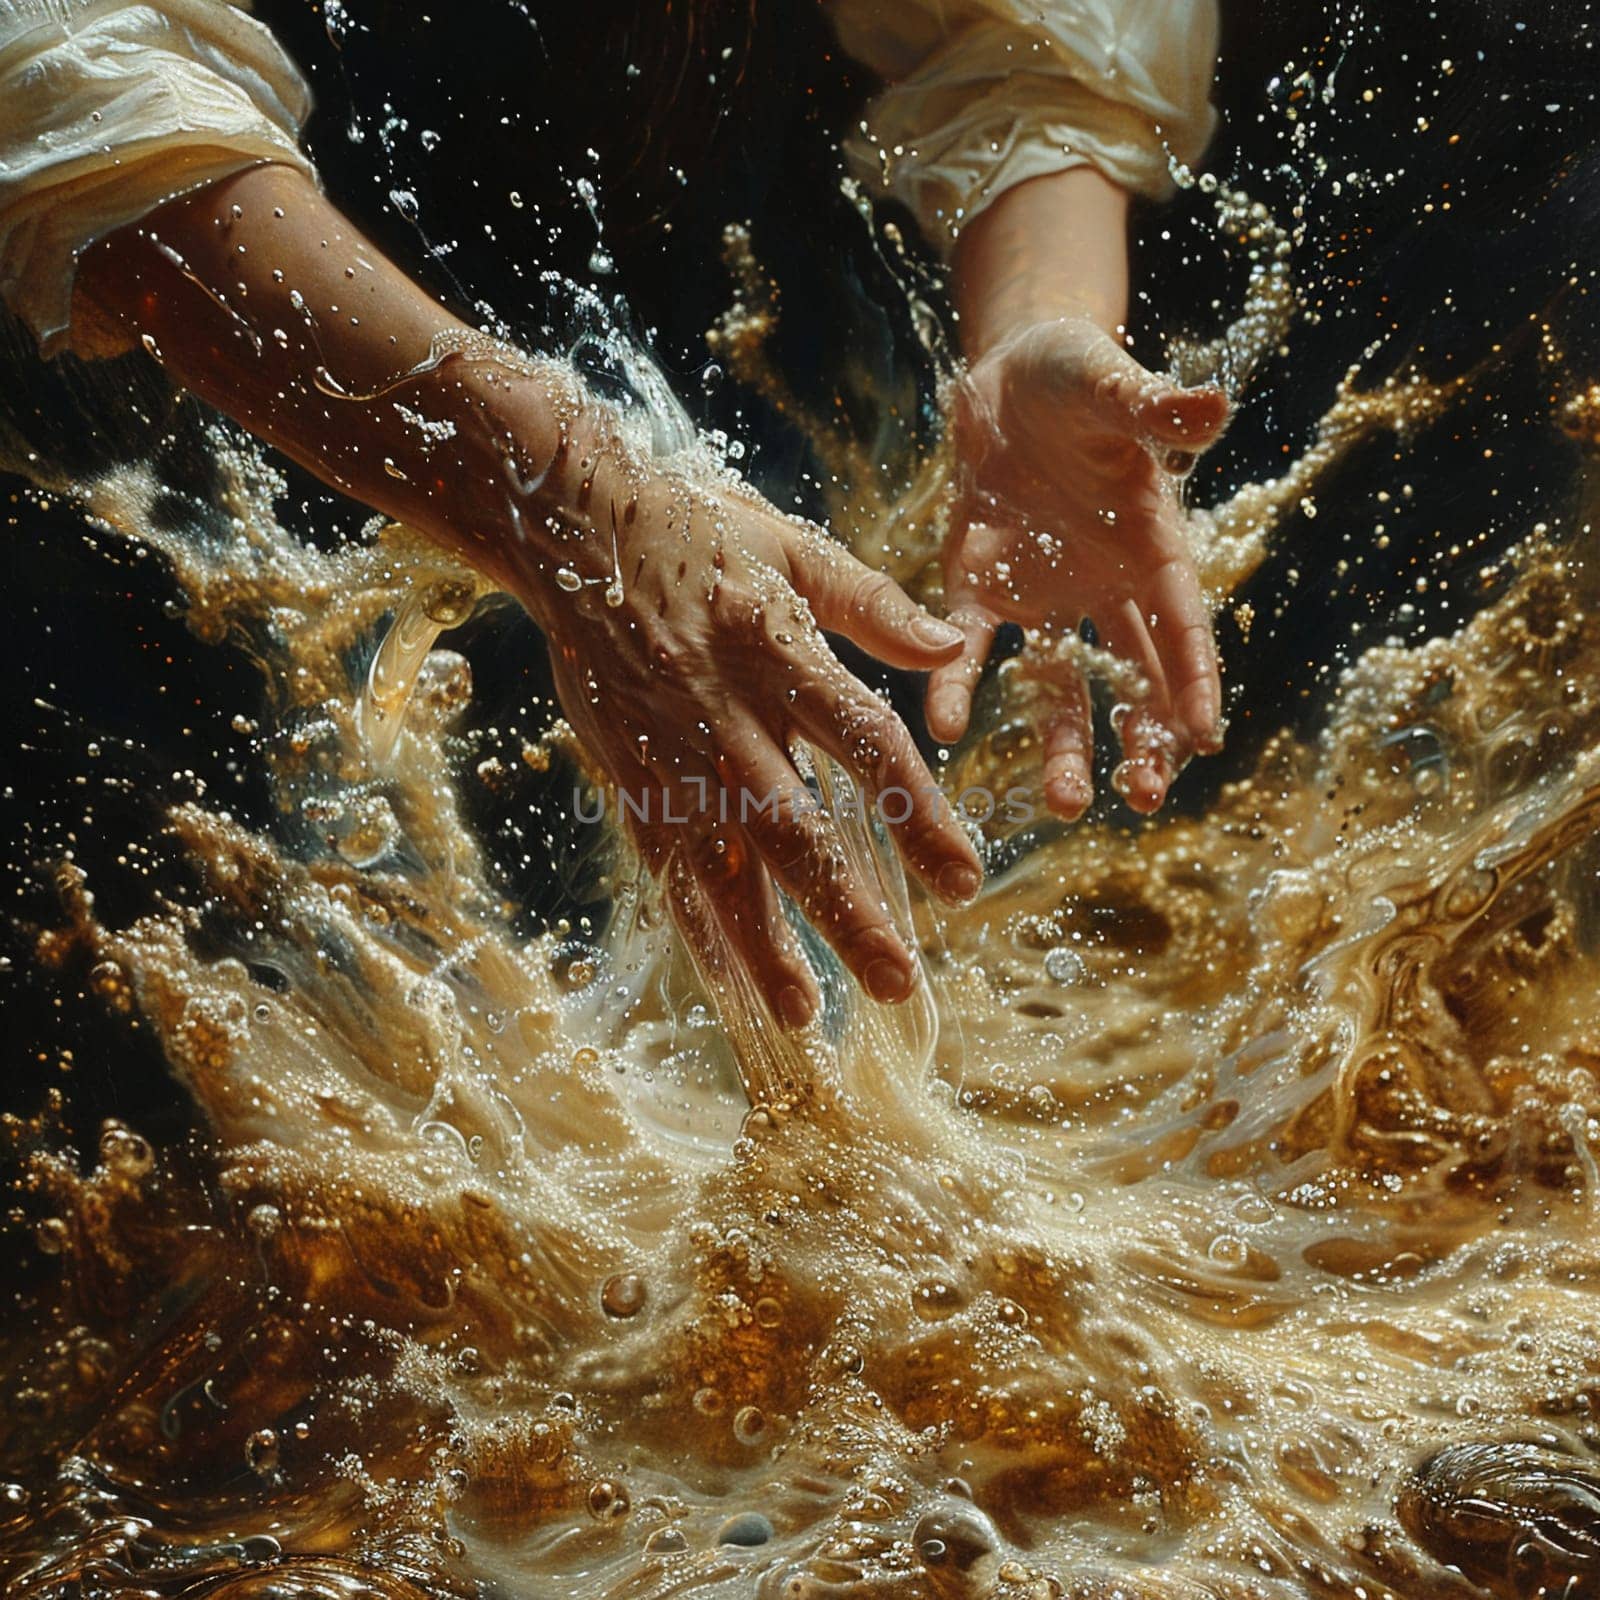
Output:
[0, 0, 314, 354]
[827, 0, 1219, 257]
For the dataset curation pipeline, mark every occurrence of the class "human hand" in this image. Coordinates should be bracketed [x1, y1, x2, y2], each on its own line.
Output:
[475, 377, 982, 1029]
[926, 315, 1230, 819]
[72, 170, 978, 1026]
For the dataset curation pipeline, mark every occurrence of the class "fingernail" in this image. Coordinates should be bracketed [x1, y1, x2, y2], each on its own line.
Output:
[864, 958, 914, 1004]
[937, 863, 982, 903]
[777, 985, 814, 1029]
[913, 616, 964, 650]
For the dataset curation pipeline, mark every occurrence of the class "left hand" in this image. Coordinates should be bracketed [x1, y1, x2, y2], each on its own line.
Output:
[926, 315, 1230, 818]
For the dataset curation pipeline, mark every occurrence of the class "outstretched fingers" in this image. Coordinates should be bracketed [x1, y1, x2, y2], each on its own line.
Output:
[682, 824, 821, 1029]
[788, 673, 982, 905]
[716, 737, 921, 1007]
[632, 804, 821, 1030]
[1037, 661, 1096, 820]
[784, 528, 964, 671]
[925, 521, 1008, 745]
[1138, 549, 1223, 754]
[925, 601, 999, 746]
[1100, 599, 1184, 814]
[1111, 706, 1183, 814]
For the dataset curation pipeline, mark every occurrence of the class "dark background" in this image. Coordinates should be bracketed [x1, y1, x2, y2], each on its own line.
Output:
[2, 0, 1598, 1145]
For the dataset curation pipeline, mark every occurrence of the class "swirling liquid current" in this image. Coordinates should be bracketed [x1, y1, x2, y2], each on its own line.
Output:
[7, 360, 1600, 1600]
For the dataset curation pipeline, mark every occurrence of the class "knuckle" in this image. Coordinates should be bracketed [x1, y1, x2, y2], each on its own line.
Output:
[640, 621, 689, 677]
[774, 816, 844, 890]
[709, 582, 763, 641]
[851, 570, 897, 626]
[836, 695, 911, 787]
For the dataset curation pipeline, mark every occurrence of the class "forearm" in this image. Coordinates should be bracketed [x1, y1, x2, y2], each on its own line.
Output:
[73, 163, 571, 599]
[951, 167, 1130, 360]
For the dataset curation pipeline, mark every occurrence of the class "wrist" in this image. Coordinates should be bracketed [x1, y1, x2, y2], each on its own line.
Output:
[952, 167, 1130, 360]
[422, 347, 652, 630]
[405, 346, 581, 600]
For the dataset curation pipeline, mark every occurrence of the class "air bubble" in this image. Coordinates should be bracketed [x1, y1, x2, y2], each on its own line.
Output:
[245, 1429, 280, 1475]
[587, 1479, 630, 1519]
[601, 1273, 646, 1318]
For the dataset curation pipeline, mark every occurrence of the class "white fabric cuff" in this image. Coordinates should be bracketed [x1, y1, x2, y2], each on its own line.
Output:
[0, 0, 315, 354]
[834, 3, 1219, 259]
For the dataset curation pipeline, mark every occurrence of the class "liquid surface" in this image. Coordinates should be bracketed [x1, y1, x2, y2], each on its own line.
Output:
[4, 16, 1600, 1600]
[3, 378, 1600, 1600]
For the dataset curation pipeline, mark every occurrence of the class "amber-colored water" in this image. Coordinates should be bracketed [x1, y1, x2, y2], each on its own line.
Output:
[5, 40, 1600, 1575]
[3, 320, 1600, 1600]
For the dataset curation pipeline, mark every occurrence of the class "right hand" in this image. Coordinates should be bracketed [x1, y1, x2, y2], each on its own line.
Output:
[477, 378, 984, 1029]
[927, 315, 1230, 818]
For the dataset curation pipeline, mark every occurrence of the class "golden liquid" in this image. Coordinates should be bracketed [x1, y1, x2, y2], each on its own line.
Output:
[5, 350, 1600, 1600]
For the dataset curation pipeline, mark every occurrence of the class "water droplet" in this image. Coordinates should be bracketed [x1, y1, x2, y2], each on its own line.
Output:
[422, 580, 475, 626]
[331, 794, 399, 868]
[912, 1505, 998, 1570]
[1208, 1233, 1248, 1267]
[555, 567, 583, 593]
[99, 1122, 154, 1177]
[238, 1534, 281, 1566]
[1233, 1190, 1277, 1225]
[87, 959, 133, 1013]
[1441, 865, 1496, 921]
[732, 1405, 767, 1446]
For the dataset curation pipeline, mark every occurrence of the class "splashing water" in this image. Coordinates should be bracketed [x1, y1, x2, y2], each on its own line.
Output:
[5, 20, 1600, 1588]
[4, 321, 1600, 1600]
